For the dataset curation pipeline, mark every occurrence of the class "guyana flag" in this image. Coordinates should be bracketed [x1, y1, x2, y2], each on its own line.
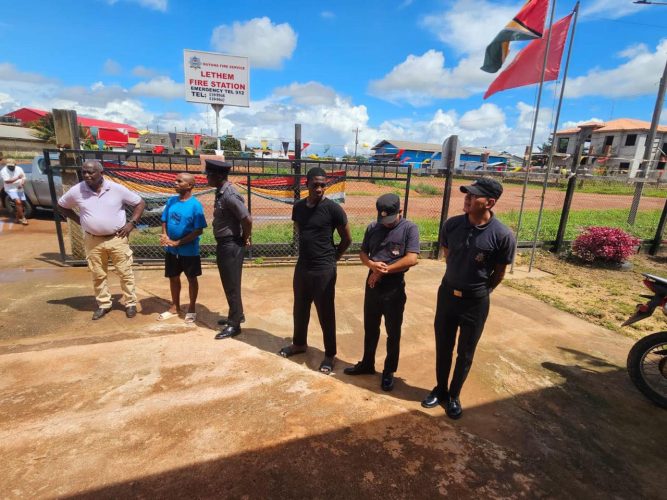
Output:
[481, 0, 549, 73]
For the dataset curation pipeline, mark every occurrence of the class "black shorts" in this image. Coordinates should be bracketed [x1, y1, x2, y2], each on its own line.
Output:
[164, 252, 202, 278]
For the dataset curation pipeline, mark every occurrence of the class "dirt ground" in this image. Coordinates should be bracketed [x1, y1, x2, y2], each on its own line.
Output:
[1, 214, 666, 499]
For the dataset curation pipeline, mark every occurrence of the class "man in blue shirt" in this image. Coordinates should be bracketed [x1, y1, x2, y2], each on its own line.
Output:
[159, 173, 207, 324]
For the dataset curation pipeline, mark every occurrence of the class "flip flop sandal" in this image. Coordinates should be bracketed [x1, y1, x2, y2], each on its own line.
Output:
[157, 311, 178, 321]
[184, 313, 197, 324]
[319, 358, 335, 375]
[278, 345, 307, 358]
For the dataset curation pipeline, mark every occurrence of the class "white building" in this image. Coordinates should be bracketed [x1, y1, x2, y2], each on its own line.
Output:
[555, 119, 667, 177]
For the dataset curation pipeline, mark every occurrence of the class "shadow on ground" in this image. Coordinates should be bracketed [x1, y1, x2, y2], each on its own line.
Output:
[65, 350, 665, 499]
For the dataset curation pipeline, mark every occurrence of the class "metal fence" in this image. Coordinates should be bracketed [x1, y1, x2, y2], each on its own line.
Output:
[46, 149, 445, 264]
[46, 148, 667, 265]
[445, 167, 667, 255]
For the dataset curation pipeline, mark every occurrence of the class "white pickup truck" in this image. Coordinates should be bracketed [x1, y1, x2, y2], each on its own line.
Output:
[2, 154, 166, 225]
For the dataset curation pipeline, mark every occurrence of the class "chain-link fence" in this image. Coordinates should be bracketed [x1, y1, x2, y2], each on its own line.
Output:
[448, 167, 667, 254]
[46, 150, 447, 264]
[45, 149, 667, 265]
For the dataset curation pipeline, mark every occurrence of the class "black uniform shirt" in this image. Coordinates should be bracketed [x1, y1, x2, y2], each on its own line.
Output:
[213, 181, 249, 239]
[440, 213, 515, 294]
[292, 197, 348, 271]
[361, 218, 420, 267]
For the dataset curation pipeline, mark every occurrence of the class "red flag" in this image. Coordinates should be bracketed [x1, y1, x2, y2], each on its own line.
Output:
[301, 142, 310, 151]
[484, 13, 573, 99]
[193, 134, 201, 149]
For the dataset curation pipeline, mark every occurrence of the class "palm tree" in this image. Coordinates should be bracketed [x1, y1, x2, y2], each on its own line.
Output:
[29, 112, 92, 147]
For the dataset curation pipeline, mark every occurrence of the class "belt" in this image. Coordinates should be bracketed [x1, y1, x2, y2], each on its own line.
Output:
[443, 284, 489, 299]
[216, 235, 241, 243]
[86, 232, 117, 238]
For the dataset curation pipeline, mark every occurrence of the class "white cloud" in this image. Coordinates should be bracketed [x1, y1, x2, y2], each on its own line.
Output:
[132, 65, 159, 78]
[131, 76, 182, 99]
[103, 59, 122, 75]
[274, 81, 338, 106]
[581, 0, 642, 20]
[0, 63, 53, 83]
[421, 0, 519, 56]
[211, 17, 297, 70]
[459, 103, 505, 130]
[320, 11, 335, 19]
[107, 0, 167, 12]
[368, 50, 494, 105]
[565, 39, 667, 98]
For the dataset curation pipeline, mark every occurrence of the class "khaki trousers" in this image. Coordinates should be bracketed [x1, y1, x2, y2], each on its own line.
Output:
[84, 233, 137, 309]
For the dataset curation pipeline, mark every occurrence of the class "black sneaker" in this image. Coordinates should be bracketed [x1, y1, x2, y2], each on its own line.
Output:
[445, 397, 463, 420]
[381, 372, 394, 392]
[343, 362, 376, 376]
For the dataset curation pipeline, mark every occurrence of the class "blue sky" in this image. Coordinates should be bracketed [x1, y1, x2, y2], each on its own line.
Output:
[1, 0, 666, 155]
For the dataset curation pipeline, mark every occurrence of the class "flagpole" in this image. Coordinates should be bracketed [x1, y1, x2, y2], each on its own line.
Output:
[510, 0, 557, 273]
[529, 2, 579, 271]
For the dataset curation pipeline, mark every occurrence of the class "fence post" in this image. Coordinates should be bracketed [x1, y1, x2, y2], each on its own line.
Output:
[45, 149, 67, 263]
[292, 123, 302, 256]
[438, 136, 458, 253]
[52, 109, 85, 260]
[649, 197, 667, 256]
[403, 164, 412, 218]
[554, 127, 590, 253]
[246, 174, 253, 260]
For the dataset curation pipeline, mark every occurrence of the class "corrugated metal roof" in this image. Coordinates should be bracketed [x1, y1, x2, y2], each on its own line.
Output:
[0, 124, 42, 141]
[372, 139, 515, 159]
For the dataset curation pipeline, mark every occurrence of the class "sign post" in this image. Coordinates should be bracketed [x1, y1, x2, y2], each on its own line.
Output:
[183, 49, 250, 153]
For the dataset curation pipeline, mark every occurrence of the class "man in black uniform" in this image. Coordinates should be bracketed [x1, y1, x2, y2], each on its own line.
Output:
[205, 160, 252, 340]
[279, 167, 352, 374]
[344, 193, 420, 391]
[422, 177, 515, 419]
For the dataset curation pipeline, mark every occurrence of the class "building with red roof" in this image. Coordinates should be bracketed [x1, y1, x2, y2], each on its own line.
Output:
[3, 108, 139, 148]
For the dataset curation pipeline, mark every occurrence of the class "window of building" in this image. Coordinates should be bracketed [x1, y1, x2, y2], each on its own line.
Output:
[189, 139, 193, 145]
[619, 162, 630, 173]
[176, 138, 180, 144]
[557, 137, 569, 153]
[625, 134, 637, 147]
[605, 135, 614, 146]
[160, 138, 165, 144]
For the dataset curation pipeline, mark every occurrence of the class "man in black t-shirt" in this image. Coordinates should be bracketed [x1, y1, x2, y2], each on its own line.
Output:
[344, 193, 420, 392]
[279, 167, 352, 374]
[422, 177, 515, 420]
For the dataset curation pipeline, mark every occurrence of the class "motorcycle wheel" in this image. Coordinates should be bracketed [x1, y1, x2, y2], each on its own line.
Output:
[627, 331, 667, 409]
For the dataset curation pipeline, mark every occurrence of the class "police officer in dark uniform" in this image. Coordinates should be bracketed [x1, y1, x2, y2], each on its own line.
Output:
[422, 177, 515, 419]
[278, 167, 352, 375]
[344, 193, 420, 392]
[205, 160, 252, 340]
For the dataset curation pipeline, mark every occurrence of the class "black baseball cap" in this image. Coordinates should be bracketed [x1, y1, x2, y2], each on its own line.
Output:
[376, 193, 400, 224]
[460, 177, 503, 199]
[205, 159, 232, 173]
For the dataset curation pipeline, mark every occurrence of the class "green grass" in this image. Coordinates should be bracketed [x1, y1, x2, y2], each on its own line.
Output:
[130, 208, 661, 250]
[413, 182, 442, 196]
[498, 208, 662, 241]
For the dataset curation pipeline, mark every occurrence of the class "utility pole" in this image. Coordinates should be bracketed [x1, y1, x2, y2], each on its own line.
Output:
[628, 1, 667, 224]
[353, 127, 360, 157]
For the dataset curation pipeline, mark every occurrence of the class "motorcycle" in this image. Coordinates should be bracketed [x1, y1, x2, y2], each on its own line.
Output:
[622, 273, 667, 408]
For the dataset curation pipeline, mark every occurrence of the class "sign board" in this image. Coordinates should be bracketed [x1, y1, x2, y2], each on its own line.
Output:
[183, 49, 250, 107]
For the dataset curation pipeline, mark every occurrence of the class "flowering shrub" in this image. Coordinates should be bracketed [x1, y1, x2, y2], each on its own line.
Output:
[571, 226, 640, 264]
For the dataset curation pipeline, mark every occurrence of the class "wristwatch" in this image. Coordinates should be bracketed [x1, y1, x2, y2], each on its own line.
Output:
[131, 220, 138, 227]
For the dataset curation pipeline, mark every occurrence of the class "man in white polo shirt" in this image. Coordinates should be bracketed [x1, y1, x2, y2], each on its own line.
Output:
[58, 159, 146, 320]
[0, 158, 28, 225]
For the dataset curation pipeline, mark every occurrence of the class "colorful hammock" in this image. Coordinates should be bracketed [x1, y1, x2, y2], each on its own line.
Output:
[102, 163, 346, 205]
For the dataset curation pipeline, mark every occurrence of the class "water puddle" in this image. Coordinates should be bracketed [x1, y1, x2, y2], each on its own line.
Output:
[0, 268, 62, 283]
